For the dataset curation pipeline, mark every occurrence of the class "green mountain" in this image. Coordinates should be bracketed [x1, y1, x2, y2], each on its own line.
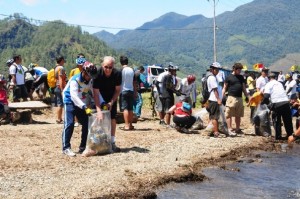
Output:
[94, 0, 300, 75]
[0, 13, 119, 76]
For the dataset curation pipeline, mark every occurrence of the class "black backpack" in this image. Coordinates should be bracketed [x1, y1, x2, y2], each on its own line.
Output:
[200, 74, 213, 104]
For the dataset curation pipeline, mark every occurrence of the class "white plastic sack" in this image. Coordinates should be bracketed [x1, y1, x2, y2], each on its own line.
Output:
[253, 104, 271, 136]
[82, 111, 112, 156]
[219, 105, 229, 134]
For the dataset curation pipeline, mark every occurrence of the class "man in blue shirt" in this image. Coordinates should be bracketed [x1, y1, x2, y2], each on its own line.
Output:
[62, 61, 97, 157]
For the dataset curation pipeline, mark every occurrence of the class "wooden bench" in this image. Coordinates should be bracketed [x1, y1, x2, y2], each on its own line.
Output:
[8, 101, 50, 124]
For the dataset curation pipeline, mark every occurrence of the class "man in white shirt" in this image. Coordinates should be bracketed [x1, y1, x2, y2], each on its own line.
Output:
[262, 73, 293, 140]
[256, 67, 269, 92]
[177, 74, 197, 108]
[285, 73, 297, 100]
[9, 54, 28, 102]
[207, 62, 222, 137]
[277, 71, 285, 85]
[216, 69, 225, 87]
[120, 56, 136, 130]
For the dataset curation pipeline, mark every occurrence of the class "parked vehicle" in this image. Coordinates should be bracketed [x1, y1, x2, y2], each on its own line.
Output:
[144, 65, 165, 86]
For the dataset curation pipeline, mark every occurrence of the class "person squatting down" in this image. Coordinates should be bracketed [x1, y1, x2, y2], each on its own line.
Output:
[61, 61, 97, 157]
[168, 95, 196, 134]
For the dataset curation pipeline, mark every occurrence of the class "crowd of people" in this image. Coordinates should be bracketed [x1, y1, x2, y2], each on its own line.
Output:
[1, 54, 300, 156]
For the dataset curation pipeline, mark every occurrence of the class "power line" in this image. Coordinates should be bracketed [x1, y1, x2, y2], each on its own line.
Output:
[0, 13, 212, 32]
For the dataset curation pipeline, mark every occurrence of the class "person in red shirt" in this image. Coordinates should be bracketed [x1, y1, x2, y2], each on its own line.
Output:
[168, 95, 196, 133]
[0, 74, 13, 124]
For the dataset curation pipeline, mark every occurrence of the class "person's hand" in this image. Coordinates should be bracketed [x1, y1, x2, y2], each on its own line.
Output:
[85, 108, 92, 116]
[192, 102, 196, 108]
[245, 96, 249, 103]
[217, 99, 222, 105]
[96, 111, 103, 120]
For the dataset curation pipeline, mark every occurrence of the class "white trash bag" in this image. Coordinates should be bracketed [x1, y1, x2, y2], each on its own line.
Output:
[82, 111, 112, 157]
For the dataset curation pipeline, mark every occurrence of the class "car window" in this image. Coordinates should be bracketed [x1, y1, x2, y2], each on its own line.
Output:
[151, 68, 165, 76]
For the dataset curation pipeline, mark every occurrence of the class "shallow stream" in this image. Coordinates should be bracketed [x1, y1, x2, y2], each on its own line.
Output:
[157, 144, 300, 199]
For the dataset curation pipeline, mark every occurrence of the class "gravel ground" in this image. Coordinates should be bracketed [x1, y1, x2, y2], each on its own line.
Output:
[0, 107, 280, 198]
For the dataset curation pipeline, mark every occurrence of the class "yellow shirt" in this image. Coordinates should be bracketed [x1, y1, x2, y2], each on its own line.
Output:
[249, 91, 263, 107]
[247, 76, 255, 90]
[69, 68, 81, 79]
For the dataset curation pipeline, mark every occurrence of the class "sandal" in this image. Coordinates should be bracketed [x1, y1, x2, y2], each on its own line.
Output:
[119, 126, 134, 131]
[56, 119, 63, 124]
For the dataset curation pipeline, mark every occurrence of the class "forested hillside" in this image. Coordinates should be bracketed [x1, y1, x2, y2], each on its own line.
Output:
[95, 0, 300, 75]
[0, 14, 122, 75]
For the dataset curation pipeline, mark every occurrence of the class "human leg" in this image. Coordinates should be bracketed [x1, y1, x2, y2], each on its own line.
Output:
[76, 107, 88, 150]
[62, 104, 75, 151]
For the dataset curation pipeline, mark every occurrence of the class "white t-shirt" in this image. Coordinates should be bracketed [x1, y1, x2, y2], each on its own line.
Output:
[256, 76, 268, 92]
[216, 70, 225, 83]
[9, 63, 25, 85]
[264, 80, 288, 103]
[121, 66, 134, 92]
[207, 75, 222, 102]
[277, 74, 285, 83]
[179, 78, 197, 102]
[285, 79, 297, 97]
[156, 71, 169, 91]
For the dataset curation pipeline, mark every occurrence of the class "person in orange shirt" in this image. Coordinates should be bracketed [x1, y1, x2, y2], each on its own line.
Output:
[247, 91, 263, 123]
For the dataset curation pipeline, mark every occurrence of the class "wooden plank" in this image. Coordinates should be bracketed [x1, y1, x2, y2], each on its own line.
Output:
[8, 101, 50, 110]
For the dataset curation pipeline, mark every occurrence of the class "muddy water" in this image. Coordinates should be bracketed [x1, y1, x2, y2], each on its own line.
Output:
[157, 144, 300, 199]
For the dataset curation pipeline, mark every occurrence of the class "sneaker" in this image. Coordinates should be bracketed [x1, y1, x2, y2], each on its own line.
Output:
[111, 143, 121, 153]
[63, 148, 76, 157]
[74, 122, 79, 127]
[78, 147, 85, 154]
[227, 130, 237, 137]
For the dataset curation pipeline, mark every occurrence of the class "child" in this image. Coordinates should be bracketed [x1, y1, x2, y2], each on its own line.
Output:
[0, 74, 13, 124]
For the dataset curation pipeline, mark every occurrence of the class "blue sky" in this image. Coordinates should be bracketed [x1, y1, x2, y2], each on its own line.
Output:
[0, 0, 253, 34]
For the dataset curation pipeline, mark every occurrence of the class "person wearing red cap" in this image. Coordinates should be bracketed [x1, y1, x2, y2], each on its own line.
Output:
[177, 74, 197, 108]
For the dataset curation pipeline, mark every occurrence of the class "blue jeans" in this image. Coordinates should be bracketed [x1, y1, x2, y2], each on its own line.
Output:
[133, 92, 143, 117]
[62, 103, 88, 150]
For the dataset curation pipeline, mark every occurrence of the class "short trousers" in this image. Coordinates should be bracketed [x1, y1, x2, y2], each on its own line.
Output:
[54, 87, 63, 107]
[159, 97, 174, 113]
[225, 96, 244, 118]
[207, 101, 220, 120]
[120, 90, 134, 111]
[13, 84, 29, 100]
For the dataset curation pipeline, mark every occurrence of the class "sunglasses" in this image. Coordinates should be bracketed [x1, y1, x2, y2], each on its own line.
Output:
[104, 66, 113, 70]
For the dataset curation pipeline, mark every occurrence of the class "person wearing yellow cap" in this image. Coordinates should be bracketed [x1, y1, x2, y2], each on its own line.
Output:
[284, 73, 297, 100]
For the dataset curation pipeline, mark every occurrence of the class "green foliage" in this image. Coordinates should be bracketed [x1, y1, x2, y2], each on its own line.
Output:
[0, 15, 120, 76]
[95, 0, 300, 76]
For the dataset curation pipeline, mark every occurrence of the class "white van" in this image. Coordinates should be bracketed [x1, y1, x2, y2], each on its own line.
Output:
[144, 65, 166, 86]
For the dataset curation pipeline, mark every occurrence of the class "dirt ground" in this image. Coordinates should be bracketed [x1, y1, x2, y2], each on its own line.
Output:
[0, 105, 282, 199]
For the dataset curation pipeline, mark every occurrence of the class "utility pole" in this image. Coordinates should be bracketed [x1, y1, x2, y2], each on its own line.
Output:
[208, 0, 218, 62]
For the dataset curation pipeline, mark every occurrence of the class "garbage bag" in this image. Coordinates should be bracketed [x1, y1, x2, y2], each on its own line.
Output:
[82, 111, 112, 156]
[219, 105, 229, 134]
[253, 104, 271, 137]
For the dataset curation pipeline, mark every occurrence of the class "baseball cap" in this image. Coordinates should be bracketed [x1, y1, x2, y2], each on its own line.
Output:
[210, 62, 221, 69]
